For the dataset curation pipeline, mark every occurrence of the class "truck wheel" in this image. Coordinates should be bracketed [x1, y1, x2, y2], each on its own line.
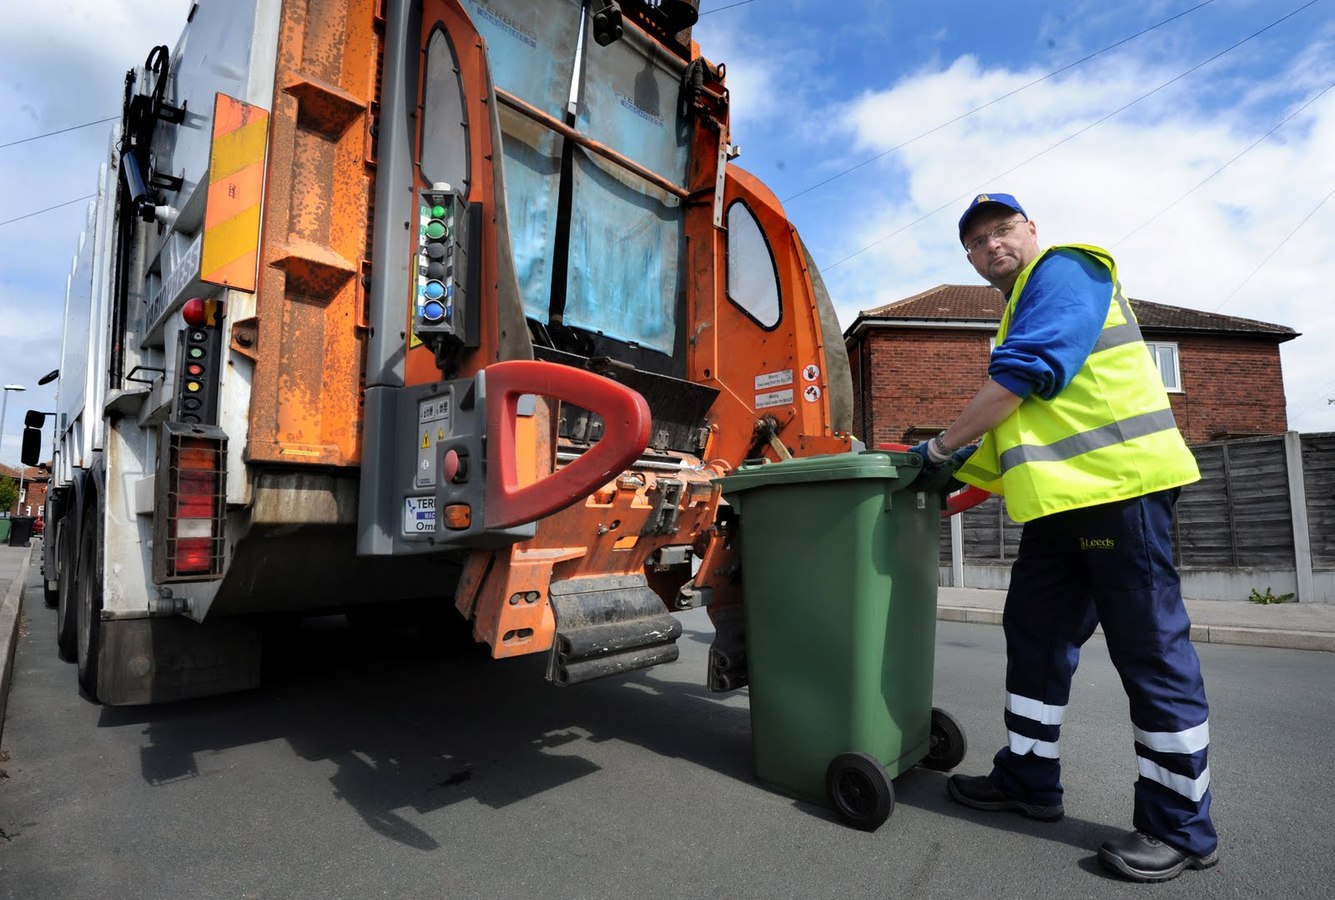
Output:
[75, 513, 104, 701]
[825, 752, 894, 831]
[56, 524, 78, 662]
[920, 707, 967, 772]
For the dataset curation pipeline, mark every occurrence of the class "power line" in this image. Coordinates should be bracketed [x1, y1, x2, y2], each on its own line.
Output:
[0, 116, 118, 151]
[824, 0, 1324, 270]
[1289, 374, 1335, 418]
[1215, 185, 1335, 312]
[699, 0, 755, 15]
[782, 0, 1219, 204]
[1112, 81, 1335, 248]
[0, 195, 95, 228]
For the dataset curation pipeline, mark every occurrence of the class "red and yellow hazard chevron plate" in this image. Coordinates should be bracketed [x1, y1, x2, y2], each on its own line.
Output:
[201, 94, 269, 292]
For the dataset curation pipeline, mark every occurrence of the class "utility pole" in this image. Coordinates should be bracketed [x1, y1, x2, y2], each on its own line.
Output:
[1, 384, 28, 516]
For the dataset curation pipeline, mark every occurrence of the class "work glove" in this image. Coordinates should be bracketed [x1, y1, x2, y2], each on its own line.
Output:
[907, 441, 977, 492]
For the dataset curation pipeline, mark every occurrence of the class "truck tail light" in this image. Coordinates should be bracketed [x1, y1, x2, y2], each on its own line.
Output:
[154, 423, 228, 582]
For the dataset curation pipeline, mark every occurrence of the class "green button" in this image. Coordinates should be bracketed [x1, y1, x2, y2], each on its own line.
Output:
[425, 221, 447, 240]
[432, 204, 447, 218]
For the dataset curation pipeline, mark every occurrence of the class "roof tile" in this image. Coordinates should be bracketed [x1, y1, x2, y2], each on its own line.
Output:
[855, 285, 1297, 338]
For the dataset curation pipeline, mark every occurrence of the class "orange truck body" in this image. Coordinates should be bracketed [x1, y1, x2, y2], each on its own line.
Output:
[36, 0, 853, 704]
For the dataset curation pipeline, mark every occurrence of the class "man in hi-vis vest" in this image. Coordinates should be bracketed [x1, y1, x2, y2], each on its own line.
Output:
[911, 193, 1218, 883]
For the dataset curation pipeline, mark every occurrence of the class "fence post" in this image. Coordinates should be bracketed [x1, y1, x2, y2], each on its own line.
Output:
[951, 511, 965, 587]
[1284, 431, 1315, 603]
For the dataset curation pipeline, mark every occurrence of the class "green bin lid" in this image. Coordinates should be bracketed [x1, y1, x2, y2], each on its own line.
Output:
[717, 450, 921, 495]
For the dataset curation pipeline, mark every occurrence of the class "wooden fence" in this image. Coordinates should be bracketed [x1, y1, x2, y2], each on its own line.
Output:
[941, 431, 1334, 601]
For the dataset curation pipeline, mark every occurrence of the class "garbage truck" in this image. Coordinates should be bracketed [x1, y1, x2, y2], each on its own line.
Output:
[25, 0, 855, 705]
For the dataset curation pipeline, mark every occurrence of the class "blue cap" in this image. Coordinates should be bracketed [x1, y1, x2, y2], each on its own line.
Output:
[958, 193, 1027, 242]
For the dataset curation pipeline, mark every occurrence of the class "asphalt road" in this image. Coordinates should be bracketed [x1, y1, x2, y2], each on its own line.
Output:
[2, 562, 1333, 900]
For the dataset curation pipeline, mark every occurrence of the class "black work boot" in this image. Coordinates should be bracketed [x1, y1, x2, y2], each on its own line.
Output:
[946, 774, 1064, 821]
[1098, 830, 1219, 882]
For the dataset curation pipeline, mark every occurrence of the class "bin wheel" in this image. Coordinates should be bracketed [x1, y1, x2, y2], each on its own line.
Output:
[825, 752, 894, 831]
[921, 707, 967, 772]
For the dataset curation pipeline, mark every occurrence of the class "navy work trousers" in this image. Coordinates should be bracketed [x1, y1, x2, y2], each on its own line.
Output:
[988, 488, 1218, 856]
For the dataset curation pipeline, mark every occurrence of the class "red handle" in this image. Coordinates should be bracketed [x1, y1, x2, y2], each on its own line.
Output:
[876, 442, 991, 518]
[484, 360, 652, 530]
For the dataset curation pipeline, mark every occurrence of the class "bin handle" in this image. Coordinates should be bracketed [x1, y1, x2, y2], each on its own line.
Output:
[875, 442, 991, 518]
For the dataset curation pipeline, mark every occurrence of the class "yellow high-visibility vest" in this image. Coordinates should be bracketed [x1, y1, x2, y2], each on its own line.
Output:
[956, 244, 1199, 522]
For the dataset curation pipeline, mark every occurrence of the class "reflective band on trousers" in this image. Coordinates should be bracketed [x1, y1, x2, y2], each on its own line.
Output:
[1007, 692, 1067, 725]
[1138, 759, 1211, 802]
[998, 408, 1182, 472]
[1009, 731, 1060, 759]
[1134, 720, 1210, 755]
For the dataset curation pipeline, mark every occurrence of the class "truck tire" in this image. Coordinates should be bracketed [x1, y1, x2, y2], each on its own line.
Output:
[75, 512, 104, 701]
[55, 522, 78, 662]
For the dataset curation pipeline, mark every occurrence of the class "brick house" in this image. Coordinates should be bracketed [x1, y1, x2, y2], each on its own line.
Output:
[0, 463, 48, 519]
[844, 284, 1298, 447]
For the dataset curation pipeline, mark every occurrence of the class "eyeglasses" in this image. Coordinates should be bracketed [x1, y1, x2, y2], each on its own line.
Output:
[964, 218, 1025, 255]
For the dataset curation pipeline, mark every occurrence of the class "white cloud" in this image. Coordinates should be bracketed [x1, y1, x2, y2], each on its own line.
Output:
[805, 43, 1335, 432]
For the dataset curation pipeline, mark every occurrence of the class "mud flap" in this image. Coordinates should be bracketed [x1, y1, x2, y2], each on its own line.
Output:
[547, 574, 681, 685]
[96, 615, 263, 706]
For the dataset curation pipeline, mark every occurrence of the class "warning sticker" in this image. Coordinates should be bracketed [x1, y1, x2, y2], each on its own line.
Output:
[403, 495, 436, 534]
[802, 364, 821, 382]
[419, 396, 451, 424]
[803, 385, 822, 403]
[755, 370, 793, 391]
[755, 388, 794, 409]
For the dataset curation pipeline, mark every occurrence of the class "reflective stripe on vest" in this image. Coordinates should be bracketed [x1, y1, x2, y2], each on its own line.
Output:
[955, 244, 1199, 522]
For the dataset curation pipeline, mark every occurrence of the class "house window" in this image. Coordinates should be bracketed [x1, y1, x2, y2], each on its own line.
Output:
[1145, 341, 1182, 392]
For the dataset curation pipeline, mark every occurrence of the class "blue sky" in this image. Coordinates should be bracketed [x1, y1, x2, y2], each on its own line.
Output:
[1, 0, 1333, 466]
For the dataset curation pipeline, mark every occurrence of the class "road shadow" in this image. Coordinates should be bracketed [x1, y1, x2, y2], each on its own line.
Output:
[98, 612, 753, 851]
[888, 767, 1130, 854]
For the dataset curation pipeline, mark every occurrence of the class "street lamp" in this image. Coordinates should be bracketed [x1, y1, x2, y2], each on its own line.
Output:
[1, 384, 26, 516]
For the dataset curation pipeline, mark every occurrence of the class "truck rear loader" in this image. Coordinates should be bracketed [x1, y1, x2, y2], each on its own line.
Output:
[24, 0, 854, 705]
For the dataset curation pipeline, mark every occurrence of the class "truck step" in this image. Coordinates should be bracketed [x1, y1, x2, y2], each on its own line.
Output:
[547, 574, 681, 686]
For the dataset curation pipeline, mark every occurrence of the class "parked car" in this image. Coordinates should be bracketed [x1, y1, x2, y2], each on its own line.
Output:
[33, 515, 43, 536]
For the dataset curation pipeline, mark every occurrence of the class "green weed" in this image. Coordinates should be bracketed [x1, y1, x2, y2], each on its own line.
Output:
[1248, 587, 1295, 605]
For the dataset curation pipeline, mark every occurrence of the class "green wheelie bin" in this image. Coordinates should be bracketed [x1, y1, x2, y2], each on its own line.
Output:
[719, 451, 966, 831]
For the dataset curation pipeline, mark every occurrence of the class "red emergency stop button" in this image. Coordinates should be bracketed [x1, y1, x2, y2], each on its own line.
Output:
[443, 448, 468, 483]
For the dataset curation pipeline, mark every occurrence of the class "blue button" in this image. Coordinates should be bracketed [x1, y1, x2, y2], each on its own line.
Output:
[421, 299, 446, 322]
[424, 280, 446, 301]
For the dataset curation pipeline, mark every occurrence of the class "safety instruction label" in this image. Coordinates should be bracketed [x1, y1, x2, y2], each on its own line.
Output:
[420, 396, 451, 423]
[755, 388, 794, 409]
[404, 495, 436, 534]
[755, 369, 793, 391]
[416, 395, 451, 488]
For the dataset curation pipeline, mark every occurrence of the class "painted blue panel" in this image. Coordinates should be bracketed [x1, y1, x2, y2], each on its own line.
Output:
[461, 0, 582, 319]
[575, 21, 690, 187]
[460, 0, 582, 118]
[565, 151, 682, 355]
[497, 114, 562, 321]
[564, 24, 689, 353]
